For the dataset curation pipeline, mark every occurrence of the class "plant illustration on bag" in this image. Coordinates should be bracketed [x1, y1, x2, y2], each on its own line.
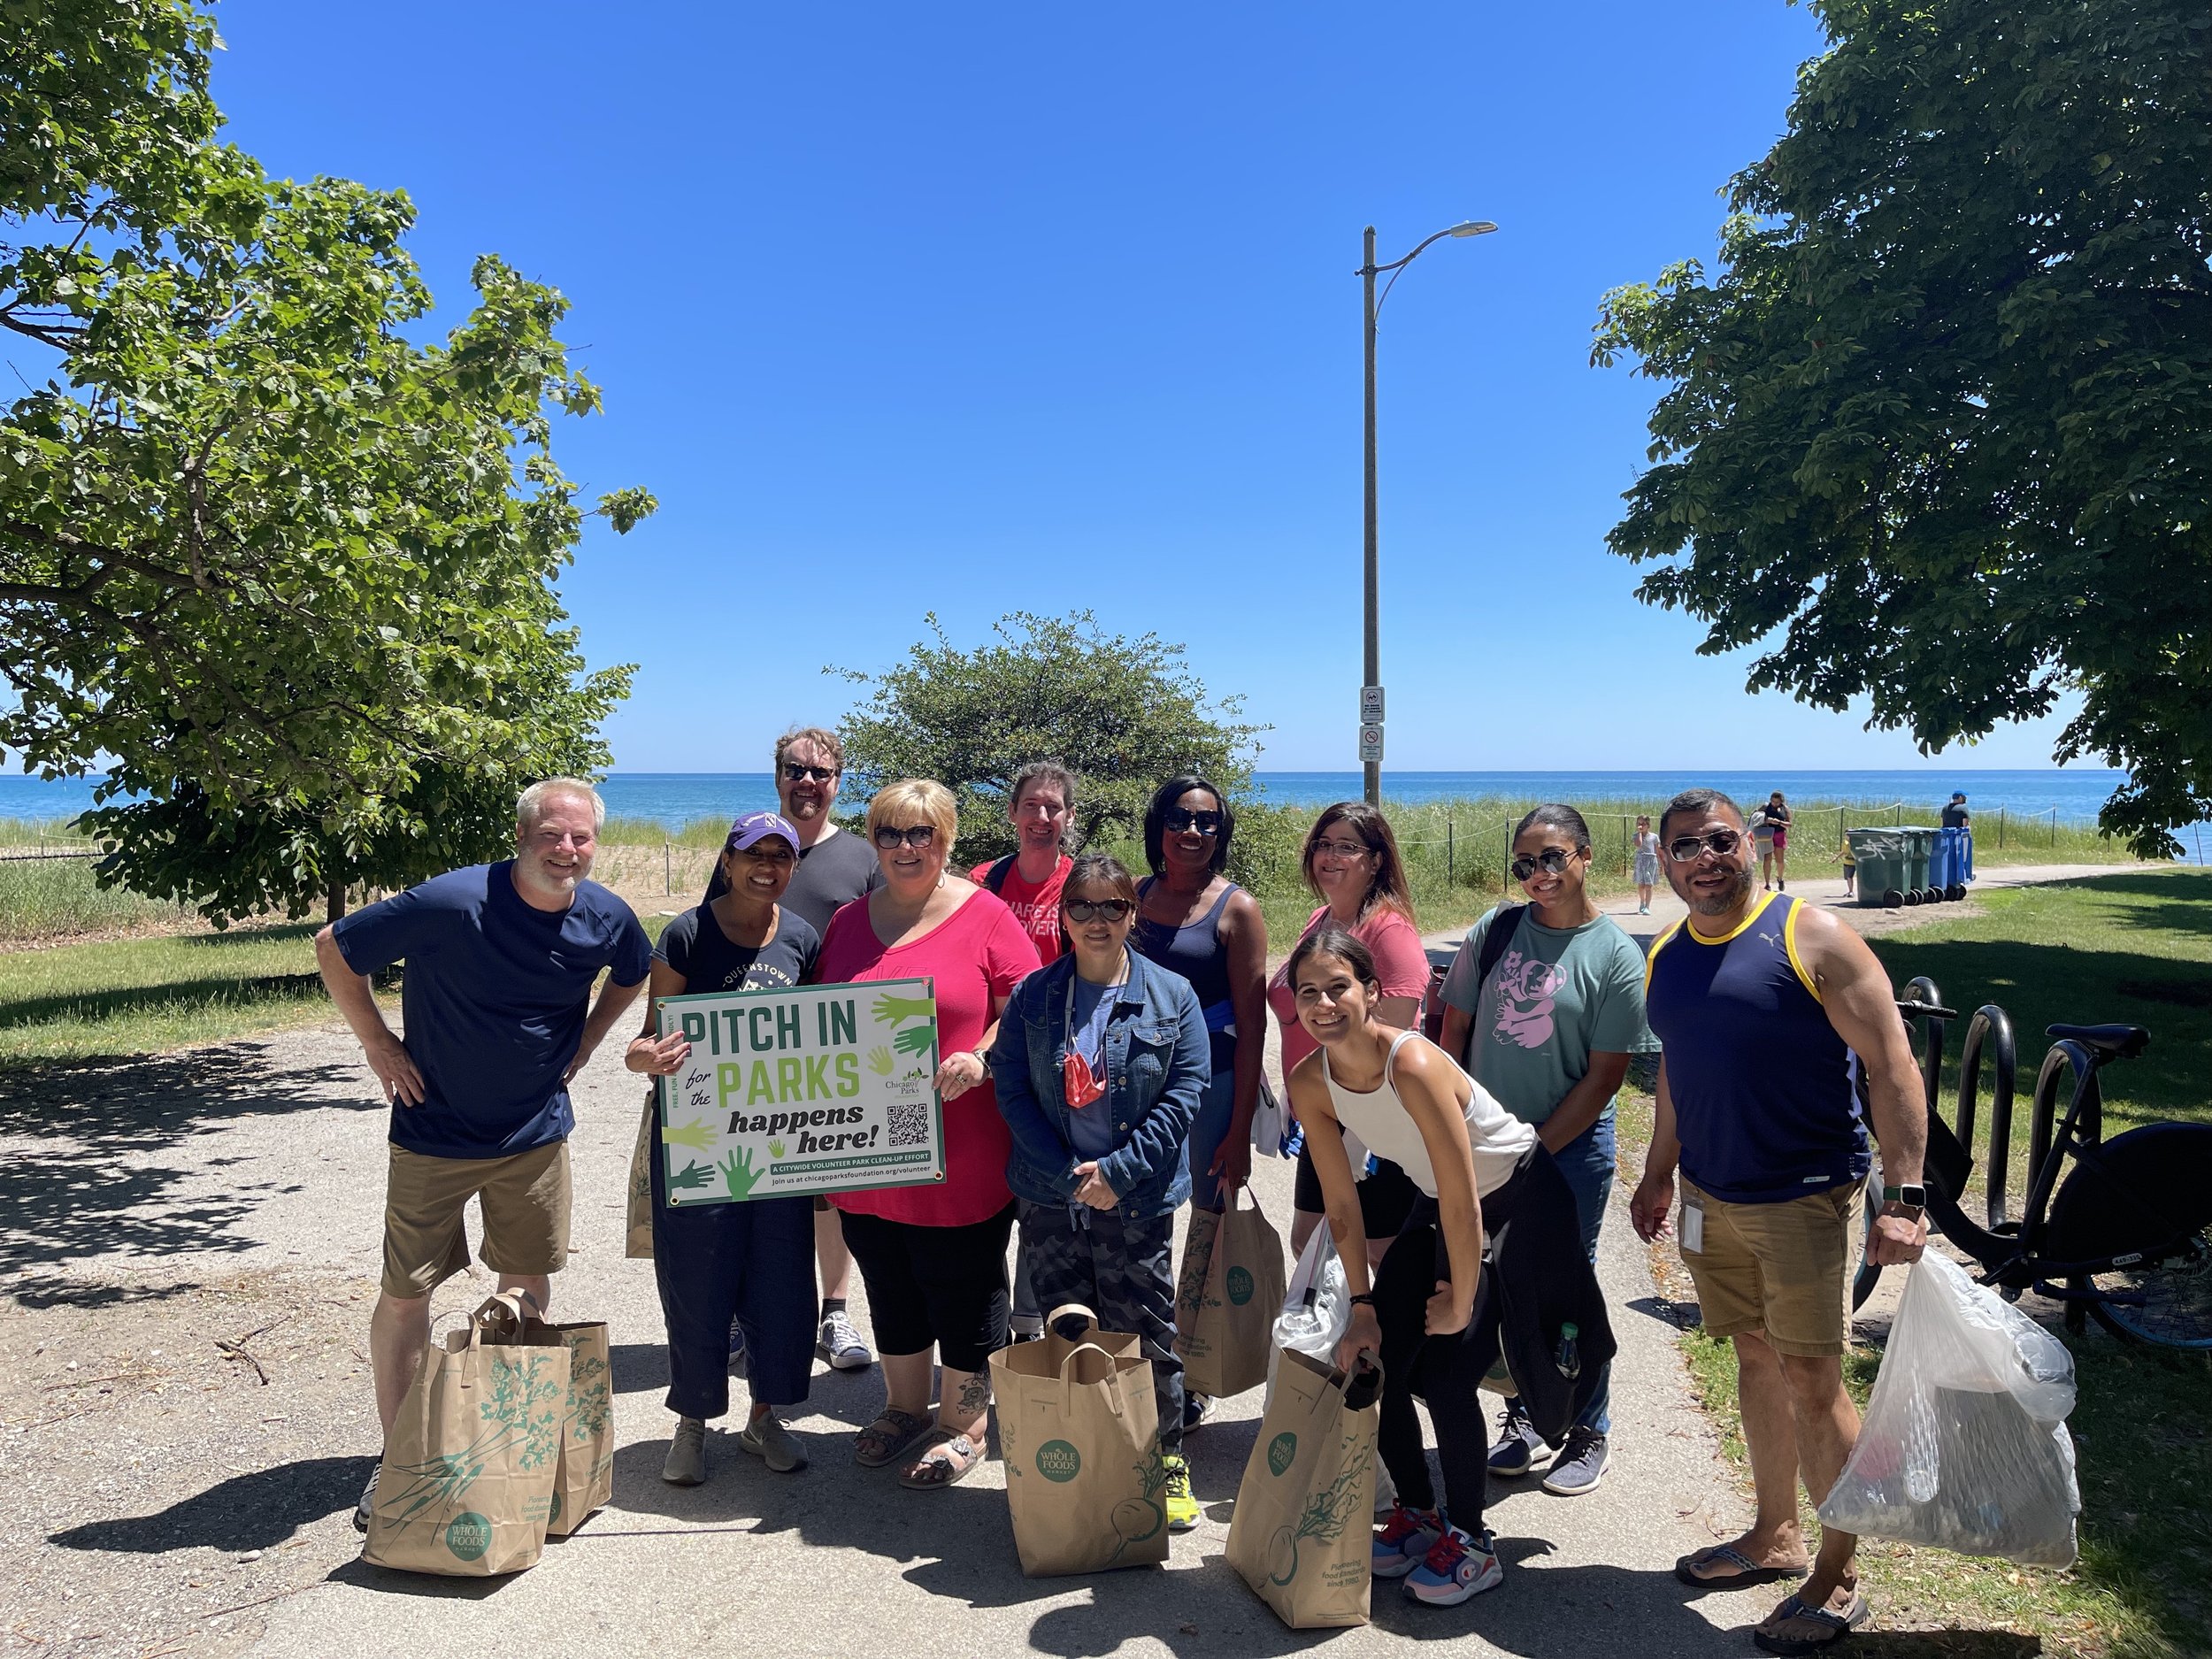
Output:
[1108, 1444, 1169, 1561]
[565, 1344, 611, 1440]
[374, 1354, 565, 1537]
[1266, 1459, 1367, 1586]
[480, 1353, 565, 1471]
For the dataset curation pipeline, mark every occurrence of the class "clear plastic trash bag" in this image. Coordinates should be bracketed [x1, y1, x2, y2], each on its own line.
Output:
[1264, 1223, 1351, 1410]
[1817, 1250, 2080, 1567]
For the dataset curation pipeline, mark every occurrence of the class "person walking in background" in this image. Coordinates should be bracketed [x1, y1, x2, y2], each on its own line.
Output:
[1839, 835, 1855, 900]
[314, 779, 651, 1532]
[818, 780, 1040, 1489]
[1760, 790, 1793, 892]
[991, 853, 1210, 1534]
[627, 812, 820, 1485]
[1437, 804, 1653, 1499]
[1632, 814, 1661, 915]
[1267, 803, 1428, 1260]
[1130, 774, 1268, 1432]
[971, 760, 1077, 965]
[1632, 787, 1928, 1655]
[708, 728, 882, 1379]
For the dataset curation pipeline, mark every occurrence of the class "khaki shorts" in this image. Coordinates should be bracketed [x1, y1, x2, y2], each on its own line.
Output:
[1679, 1176, 1862, 1357]
[380, 1141, 572, 1300]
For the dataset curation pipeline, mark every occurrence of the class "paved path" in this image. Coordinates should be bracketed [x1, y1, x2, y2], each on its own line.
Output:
[6, 1021, 1789, 1659]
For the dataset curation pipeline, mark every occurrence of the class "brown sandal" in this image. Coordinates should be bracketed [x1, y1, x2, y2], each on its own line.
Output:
[854, 1408, 933, 1469]
[898, 1427, 983, 1489]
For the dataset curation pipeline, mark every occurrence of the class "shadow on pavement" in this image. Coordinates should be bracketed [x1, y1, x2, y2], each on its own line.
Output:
[49, 1454, 375, 1555]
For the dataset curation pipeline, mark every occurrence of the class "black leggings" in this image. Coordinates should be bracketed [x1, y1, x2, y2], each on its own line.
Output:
[1371, 1153, 1536, 1531]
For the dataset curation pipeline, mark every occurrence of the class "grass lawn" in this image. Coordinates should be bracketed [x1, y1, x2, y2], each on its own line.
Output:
[1624, 867, 2212, 1658]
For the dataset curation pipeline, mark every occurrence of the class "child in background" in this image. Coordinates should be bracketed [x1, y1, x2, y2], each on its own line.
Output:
[1841, 835, 1856, 899]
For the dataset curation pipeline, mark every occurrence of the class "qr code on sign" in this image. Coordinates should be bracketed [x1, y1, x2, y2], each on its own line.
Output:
[887, 1100, 932, 1148]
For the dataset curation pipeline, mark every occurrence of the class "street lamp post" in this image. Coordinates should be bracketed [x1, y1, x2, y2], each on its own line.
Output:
[1359, 219, 1497, 807]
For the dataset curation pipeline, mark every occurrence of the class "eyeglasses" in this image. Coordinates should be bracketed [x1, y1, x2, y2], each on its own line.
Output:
[1064, 898, 1133, 923]
[1509, 848, 1578, 882]
[1312, 838, 1371, 860]
[781, 764, 837, 783]
[872, 825, 936, 850]
[1666, 828, 1744, 862]
[1161, 809, 1223, 835]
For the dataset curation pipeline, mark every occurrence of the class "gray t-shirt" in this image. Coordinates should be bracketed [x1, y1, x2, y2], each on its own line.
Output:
[1439, 905, 1655, 1127]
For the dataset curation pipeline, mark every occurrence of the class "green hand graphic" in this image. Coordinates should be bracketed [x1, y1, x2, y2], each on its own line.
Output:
[667, 1161, 714, 1190]
[866, 1046, 894, 1077]
[871, 992, 934, 1027]
[893, 1020, 938, 1056]
[664, 1118, 715, 1152]
[768, 1139, 787, 1159]
[718, 1146, 764, 1200]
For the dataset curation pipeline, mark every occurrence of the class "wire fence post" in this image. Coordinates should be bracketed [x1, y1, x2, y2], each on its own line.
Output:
[2050, 809, 2057, 848]
[664, 841, 672, 896]
[1502, 822, 1511, 898]
[1447, 818, 1455, 888]
[1998, 805, 2006, 849]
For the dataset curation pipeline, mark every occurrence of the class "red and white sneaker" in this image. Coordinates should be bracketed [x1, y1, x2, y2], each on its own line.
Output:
[1405, 1524, 1503, 1605]
[1371, 1503, 1445, 1578]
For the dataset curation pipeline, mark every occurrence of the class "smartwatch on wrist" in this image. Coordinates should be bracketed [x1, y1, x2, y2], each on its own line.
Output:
[1880, 1182, 1928, 1215]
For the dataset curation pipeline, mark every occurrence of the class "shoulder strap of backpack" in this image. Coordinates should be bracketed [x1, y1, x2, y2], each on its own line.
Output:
[1476, 904, 1529, 992]
[984, 855, 1017, 895]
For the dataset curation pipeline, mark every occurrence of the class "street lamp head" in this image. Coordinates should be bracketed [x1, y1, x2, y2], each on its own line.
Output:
[1448, 220, 1499, 237]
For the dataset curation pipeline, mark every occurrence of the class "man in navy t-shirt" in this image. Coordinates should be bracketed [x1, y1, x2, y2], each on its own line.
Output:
[315, 777, 651, 1531]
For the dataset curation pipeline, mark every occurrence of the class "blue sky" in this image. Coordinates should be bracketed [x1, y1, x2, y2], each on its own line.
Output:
[208, 2, 2080, 774]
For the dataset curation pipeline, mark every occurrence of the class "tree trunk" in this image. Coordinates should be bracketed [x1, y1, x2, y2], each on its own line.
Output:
[326, 877, 347, 926]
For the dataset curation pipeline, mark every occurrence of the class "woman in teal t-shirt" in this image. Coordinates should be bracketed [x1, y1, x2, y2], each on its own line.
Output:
[1437, 803, 1653, 1501]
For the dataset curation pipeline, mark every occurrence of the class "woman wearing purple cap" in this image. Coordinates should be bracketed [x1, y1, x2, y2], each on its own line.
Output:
[626, 810, 822, 1486]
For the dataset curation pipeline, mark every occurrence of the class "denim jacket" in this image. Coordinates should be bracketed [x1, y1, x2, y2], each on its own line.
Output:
[989, 948, 1210, 1219]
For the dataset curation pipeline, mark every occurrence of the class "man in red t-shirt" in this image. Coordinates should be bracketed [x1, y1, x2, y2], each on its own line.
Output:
[969, 760, 1075, 965]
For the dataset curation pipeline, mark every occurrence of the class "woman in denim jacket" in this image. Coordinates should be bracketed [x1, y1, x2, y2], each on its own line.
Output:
[989, 852, 1210, 1535]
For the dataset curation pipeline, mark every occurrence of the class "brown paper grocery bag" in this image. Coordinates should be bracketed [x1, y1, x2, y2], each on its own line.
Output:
[1225, 1348, 1379, 1629]
[1174, 1187, 1286, 1398]
[527, 1317, 614, 1537]
[991, 1303, 1168, 1578]
[363, 1294, 569, 1576]
[625, 1089, 656, 1259]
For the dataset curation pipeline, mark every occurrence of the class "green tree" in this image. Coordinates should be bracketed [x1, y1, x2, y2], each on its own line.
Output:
[0, 1, 653, 914]
[1592, 0, 2212, 854]
[833, 611, 1265, 860]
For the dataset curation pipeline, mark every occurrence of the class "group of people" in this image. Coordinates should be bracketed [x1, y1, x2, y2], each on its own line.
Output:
[316, 733, 1931, 1655]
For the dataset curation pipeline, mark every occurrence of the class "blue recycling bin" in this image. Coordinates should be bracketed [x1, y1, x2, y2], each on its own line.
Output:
[1927, 831, 1955, 894]
[1948, 825, 1975, 882]
[1933, 826, 1973, 898]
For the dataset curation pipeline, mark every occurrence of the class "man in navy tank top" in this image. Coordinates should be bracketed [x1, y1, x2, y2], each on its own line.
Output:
[1630, 787, 1928, 1655]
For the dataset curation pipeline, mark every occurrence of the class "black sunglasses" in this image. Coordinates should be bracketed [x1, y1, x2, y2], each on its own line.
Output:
[1161, 808, 1223, 835]
[781, 764, 837, 783]
[1064, 898, 1133, 923]
[1666, 828, 1744, 862]
[1509, 848, 1578, 882]
[872, 824, 936, 850]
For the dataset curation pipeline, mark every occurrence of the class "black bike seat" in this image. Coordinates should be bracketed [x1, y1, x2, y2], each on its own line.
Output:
[2045, 1023, 2149, 1058]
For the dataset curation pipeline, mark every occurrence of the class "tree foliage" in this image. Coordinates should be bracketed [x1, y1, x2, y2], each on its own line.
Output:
[1593, 0, 2212, 854]
[833, 611, 1265, 862]
[0, 1, 653, 918]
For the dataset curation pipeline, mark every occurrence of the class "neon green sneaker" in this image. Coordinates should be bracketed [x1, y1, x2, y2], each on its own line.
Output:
[1162, 1453, 1201, 1533]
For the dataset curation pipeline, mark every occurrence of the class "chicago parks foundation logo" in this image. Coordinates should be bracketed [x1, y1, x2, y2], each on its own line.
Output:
[1035, 1440, 1081, 1482]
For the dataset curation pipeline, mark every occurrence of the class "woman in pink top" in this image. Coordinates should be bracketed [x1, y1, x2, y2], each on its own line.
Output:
[1265, 801, 1431, 1257]
[818, 780, 1040, 1489]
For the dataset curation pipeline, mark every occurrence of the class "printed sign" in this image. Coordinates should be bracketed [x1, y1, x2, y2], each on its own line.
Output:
[655, 978, 944, 1203]
[1357, 723, 1384, 764]
[1359, 684, 1385, 721]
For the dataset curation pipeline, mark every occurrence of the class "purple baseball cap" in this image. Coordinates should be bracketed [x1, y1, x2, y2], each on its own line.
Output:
[725, 810, 801, 854]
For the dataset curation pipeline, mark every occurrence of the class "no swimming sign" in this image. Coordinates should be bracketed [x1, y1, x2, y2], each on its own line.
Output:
[653, 977, 946, 1203]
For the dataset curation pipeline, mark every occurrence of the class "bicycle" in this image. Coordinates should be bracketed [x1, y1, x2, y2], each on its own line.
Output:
[1852, 976, 2212, 1351]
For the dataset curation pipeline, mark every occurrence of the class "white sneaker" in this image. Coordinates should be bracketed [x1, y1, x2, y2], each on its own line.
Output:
[818, 1308, 872, 1371]
[663, 1416, 708, 1486]
[353, 1464, 380, 1533]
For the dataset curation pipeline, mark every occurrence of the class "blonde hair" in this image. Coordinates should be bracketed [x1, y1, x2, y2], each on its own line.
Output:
[865, 779, 958, 850]
[516, 777, 605, 833]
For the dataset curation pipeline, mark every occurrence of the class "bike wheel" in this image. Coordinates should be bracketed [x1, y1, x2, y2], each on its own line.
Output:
[2047, 1124, 2212, 1351]
[2085, 1248, 2212, 1349]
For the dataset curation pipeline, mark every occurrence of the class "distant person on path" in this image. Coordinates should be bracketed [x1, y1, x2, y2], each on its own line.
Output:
[1438, 804, 1654, 1500]
[1839, 835, 1855, 900]
[1267, 803, 1428, 1260]
[991, 853, 1210, 1534]
[1759, 790, 1793, 892]
[708, 726, 881, 1377]
[627, 811, 820, 1486]
[1632, 814, 1661, 914]
[1130, 774, 1268, 1432]
[315, 778, 651, 1533]
[818, 780, 1040, 1489]
[1940, 792, 1970, 830]
[1632, 787, 1928, 1655]
[969, 760, 1077, 966]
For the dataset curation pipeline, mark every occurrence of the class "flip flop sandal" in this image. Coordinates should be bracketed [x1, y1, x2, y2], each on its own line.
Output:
[1751, 1592, 1870, 1655]
[898, 1428, 983, 1490]
[853, 1408, 933, 1469]
[1674, 1543, 1812, 1588]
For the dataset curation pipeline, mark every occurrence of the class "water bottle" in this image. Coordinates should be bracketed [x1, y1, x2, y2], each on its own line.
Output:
[1553, 1322, 1581, 1382]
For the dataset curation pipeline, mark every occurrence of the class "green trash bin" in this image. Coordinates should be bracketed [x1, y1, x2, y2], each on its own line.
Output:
[1899, 826, 1940, 904]
[1847, 828, 1907, 908]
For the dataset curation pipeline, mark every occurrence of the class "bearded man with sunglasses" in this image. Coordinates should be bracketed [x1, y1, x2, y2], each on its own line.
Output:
[1631, 787, 1928, 1657]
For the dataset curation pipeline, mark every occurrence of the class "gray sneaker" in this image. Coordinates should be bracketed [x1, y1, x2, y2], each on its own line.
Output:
[352, 1464, 380, 1533]
[817, 1308, 872, 1371]
[1541, 1426, 1609, 1496]
[1486, 1397, 1546, 1478]
[663, 1416, 708, 1486]
[727, 1320, 749, 1379]
[739, 1411, 808, 1472]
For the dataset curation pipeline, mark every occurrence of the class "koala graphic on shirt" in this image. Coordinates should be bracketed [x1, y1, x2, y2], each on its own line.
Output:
[1490, 950, 1566, 1049]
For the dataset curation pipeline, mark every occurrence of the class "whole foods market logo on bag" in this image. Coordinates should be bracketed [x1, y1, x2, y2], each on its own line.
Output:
[1267, 1432, 1298, 1477]
[1226, 1266, 1256, 1305]
[1035, 1440, 1082, 1483]
[443, 1512, 492, 1562]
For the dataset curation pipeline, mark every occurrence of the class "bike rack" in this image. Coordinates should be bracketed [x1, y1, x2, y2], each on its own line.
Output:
[1952, 1004, 2018, 1233]
[2020, 1038, 2104, 1255]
